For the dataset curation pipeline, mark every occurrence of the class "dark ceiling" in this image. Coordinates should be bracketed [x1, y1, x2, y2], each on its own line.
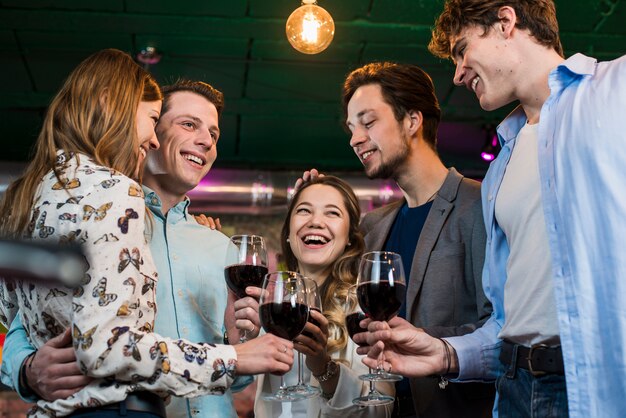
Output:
[1, 0, 624, 178]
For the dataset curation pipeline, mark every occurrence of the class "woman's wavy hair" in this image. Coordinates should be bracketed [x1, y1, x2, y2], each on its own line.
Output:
[0, 48, 161, 238]
[280, 175, 365, 355]
[429, 0, 563, 59]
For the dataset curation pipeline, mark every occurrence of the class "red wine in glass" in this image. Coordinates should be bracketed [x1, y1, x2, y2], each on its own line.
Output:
[302, 306, 322, 339]
[345, 312, 368, 344]
[357, 280, 406, 321]
[224, 264, 269, 298]
[259, 301, 308, 340]
[344, 284, 394, 406]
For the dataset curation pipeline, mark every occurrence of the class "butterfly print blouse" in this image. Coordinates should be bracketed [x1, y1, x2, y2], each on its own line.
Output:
[0, 152, 237, 417]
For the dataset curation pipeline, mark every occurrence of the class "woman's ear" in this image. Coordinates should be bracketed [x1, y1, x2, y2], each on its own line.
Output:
[99, 88, 109, 111]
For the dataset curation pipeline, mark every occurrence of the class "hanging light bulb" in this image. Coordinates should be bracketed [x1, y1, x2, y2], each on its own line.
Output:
[286, 0, 335, 54]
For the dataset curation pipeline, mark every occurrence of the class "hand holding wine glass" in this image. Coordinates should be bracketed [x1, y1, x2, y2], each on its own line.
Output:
[290, 277, 325, 398]
[224, 234, 268, 342]
[345, 285, 394, 406]
[357, 251, 406, 382]
[259, 271, 310, 402]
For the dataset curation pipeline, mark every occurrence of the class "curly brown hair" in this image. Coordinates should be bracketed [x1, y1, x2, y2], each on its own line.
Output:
[280, 175, 365, 355]
[429, 0, 563, 59]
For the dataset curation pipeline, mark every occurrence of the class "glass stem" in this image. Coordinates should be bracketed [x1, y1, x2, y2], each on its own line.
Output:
[297, 351, 304, 386]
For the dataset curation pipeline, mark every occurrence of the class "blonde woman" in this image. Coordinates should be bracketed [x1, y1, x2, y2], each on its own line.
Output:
[233, 176, 394, 417]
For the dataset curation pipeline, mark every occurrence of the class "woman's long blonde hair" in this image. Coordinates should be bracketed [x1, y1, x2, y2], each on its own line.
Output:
[280, 176, 365, 355]
[0, 48, 161, 238]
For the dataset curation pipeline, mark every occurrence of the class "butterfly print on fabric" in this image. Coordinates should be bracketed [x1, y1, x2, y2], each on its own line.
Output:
[211, 358, 237, 382]
[44, 288, 68, 301]
[36, 211, 55, 238]
[138, 322, 153, 333]
[98, 179, 120, 189]
[59, 229, 84, 245]
[117, 208, 139, 234]
[56, 195, 84, 209]
[118, 248, 143, 273]
[149, 341, 171, 374]
[94, 233, 120, 244]
[41, 312, 65, 337]
[128, 184, 144, 198]
[27, 207, 40, 235]
[141, 278, 154, 295]
[82, 202, 112, 221]
[95, 326, 130, 369]
[55, 151, 73, 166]
[73, 324, 98, 351]
[58, 213, 77, 223]
[123, 277, 137, 293]
[92, 278, 118, 306]
[176, 340, 208, 365]
[52, 177, 81, 190]
[122, 331, 144, 361]
[72, 302, 84, 313]
[116, 300, 139, 317]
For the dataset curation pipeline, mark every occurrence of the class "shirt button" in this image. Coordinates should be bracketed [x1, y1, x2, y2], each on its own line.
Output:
[172, 254, 179, 261]
[182, 327, 188, 335]
[488, 194, 493, 201]
[178, 289, 184, 297]
[191, 409, 199, 415]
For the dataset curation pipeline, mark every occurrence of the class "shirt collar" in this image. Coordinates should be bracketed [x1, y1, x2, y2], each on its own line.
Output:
[142, 185, 191, 221]
[496, 54, 597, 146]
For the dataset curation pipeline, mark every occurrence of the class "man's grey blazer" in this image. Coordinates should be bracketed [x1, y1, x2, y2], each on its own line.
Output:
[360, 168, 495, 418]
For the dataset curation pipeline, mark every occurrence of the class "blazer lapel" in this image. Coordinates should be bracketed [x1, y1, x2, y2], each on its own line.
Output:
[363, 200, 403, 252]
[406, 169, 463, 320]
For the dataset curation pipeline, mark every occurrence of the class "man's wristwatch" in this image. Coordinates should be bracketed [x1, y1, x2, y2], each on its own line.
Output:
[313, 359, 339, 383]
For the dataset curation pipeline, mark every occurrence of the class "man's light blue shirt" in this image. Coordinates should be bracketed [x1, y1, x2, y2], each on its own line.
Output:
[446, 53, 626, 418]
[1, 186, 250, 417]
[144, 186, 250, 418]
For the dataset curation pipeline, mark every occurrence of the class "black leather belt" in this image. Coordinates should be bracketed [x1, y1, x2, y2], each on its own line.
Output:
[71, 392, 166, 418]
[500, 340, 564, 376]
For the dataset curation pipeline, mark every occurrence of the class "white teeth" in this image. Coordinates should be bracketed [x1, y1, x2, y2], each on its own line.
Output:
[303, 235, 329, 245]
[362, 151, 374, 160]
[183, 153, 204, 165]
[139, 147, 146, 159]
[471, 76, 480, 92]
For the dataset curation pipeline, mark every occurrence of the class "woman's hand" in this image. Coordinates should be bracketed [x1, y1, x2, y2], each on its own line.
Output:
[194, 214, 221, 230]
[234, 334, 294, 376]
[293, 309, 330, 375]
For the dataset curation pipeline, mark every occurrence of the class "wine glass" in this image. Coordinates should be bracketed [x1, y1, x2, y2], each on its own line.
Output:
[224, 234, 268, 342]
[345, 285, 394, 406]
[259, 271, 309, 402]
[288, 277, 322, 399]
[357, 251, 406, 382]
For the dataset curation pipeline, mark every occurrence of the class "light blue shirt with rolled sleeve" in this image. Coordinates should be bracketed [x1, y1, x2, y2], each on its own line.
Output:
[446, 53, 626, 418]
[1, 186, 251, 417]
[144, 187, 251, 418]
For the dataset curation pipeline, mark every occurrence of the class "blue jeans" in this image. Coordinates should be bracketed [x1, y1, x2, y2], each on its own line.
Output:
[496, 368, 568, 418]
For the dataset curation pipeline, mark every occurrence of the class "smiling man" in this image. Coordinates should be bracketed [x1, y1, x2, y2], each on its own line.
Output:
[342, 62, 494, 418]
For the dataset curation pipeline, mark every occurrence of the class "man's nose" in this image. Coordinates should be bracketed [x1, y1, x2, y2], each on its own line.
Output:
[453, 60, 466, 86]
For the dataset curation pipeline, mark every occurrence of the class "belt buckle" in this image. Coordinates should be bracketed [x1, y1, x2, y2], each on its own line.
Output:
[527, 344, 548, 377]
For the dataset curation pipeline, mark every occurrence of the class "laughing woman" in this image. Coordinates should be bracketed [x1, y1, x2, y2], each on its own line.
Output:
[233, 175, 394, 417]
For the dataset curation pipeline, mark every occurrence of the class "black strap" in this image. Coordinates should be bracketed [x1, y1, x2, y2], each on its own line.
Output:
[500, 340, 564, 375]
